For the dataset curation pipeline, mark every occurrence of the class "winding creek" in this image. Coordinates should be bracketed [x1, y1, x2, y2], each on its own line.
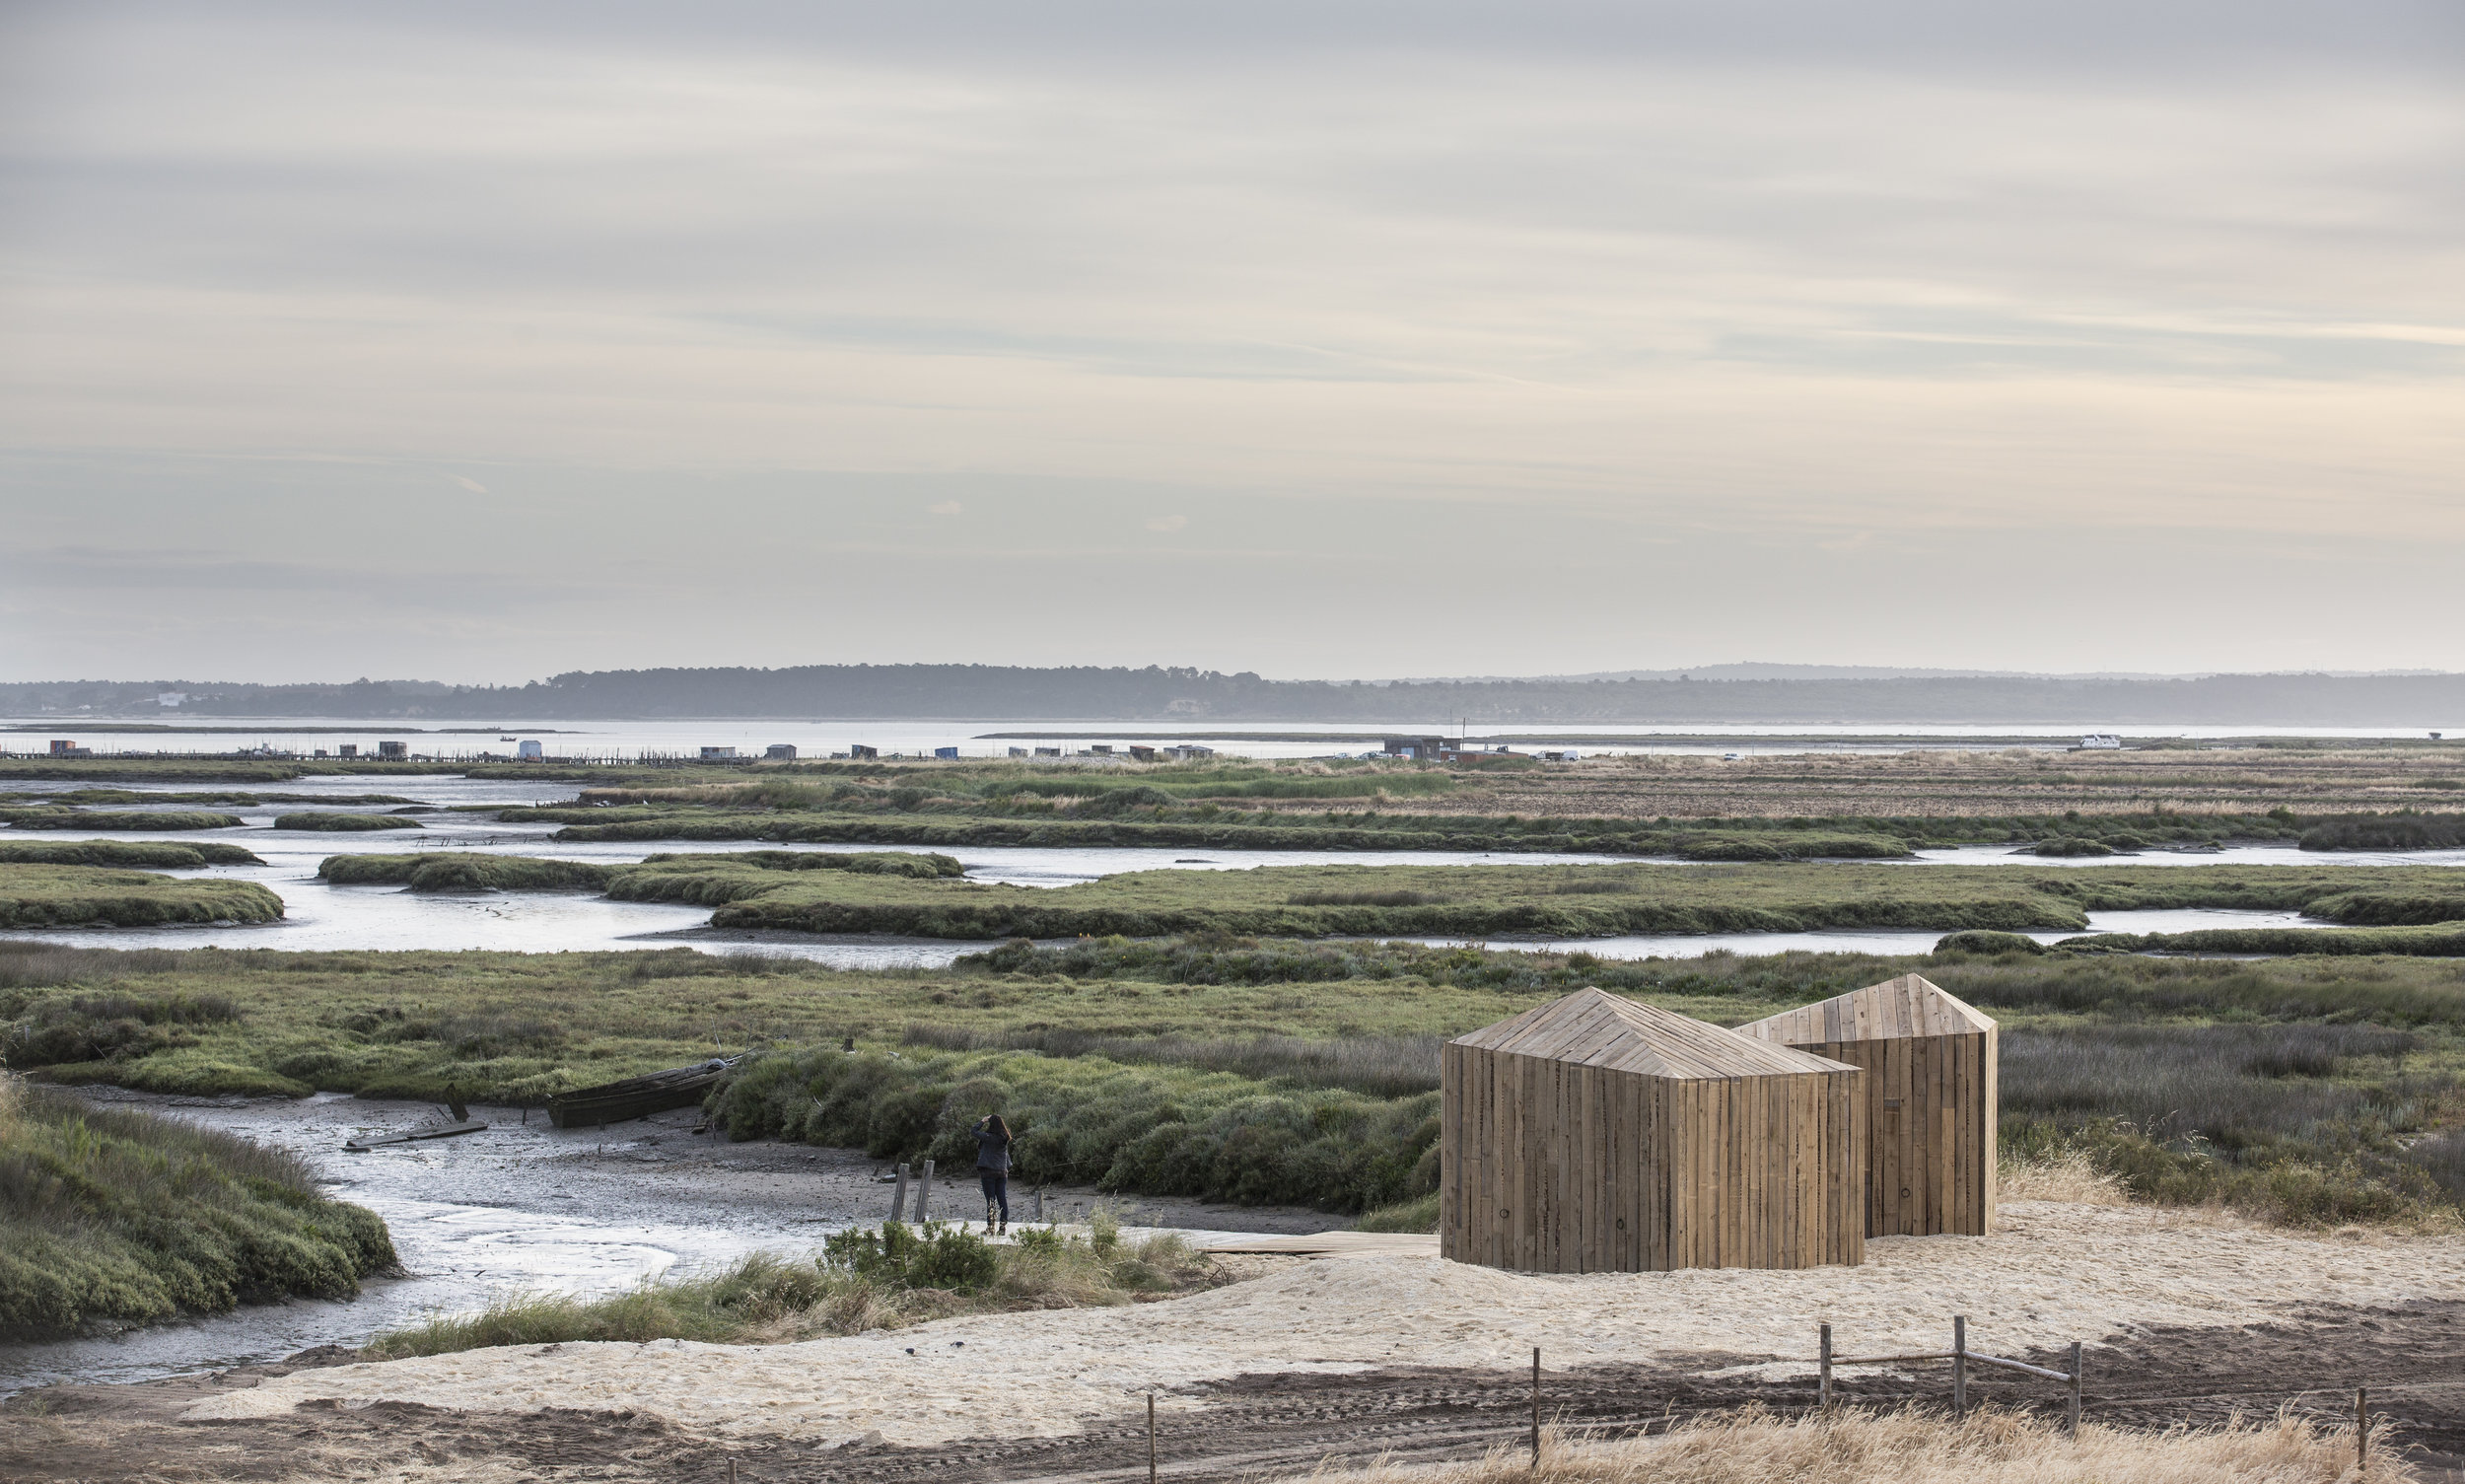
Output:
[6, 775, 2460, 963]
[6, 774, 2461, 1392]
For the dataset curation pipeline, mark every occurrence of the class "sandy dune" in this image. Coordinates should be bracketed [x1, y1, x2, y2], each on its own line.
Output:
[185, 1203, 2465, 1449]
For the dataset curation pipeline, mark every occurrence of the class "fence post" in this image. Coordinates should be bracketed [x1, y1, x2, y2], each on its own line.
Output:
[1149, 1390, 1158, 1484]
[2358, 1386, 2368, 1473]
[1818, 1323, 1832, 1411]
[918, 1159, 935, 1223]
[1033, 1187, 1045, 1223]
[1531, 1346, 1542, 1468]
[889, 1163, 910, 1223]
[1951, 1315, 1967, 1421]
[2068, 1341, 2081, 1437]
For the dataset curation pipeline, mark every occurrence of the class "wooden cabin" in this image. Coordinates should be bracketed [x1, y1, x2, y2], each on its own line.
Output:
[1441, 988, 1866, 1274]
[1734, 973, 1998, 1237]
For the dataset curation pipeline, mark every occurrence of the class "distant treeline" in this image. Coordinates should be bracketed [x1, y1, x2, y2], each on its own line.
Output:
[7, 666, 2465, 725]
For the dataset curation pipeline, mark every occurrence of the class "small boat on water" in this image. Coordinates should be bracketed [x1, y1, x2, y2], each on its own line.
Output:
[547, 1056, 740, 1130]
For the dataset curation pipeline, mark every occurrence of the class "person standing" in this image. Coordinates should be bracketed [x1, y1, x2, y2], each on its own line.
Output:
[973, 1113, 1014, 1235]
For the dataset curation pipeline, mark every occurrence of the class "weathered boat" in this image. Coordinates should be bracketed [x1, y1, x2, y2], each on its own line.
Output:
[547, 1056, 740, 1129]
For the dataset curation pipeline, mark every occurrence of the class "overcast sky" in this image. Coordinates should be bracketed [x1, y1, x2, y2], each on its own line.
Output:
[4, 1, 2460, 683]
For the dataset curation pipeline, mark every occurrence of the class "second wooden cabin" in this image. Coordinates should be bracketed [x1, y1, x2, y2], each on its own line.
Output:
[1734, 973, 1998, 1237]
[1442, 988, 1866, 1274]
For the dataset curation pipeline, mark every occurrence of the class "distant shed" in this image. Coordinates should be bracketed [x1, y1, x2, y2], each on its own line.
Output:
[1442, 988, 1866, 1274]
[1734, 974, 1997, 1237]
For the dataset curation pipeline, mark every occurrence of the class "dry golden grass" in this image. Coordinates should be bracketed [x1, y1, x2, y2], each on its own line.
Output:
[2000, 1148, 2131, 1206]
[1301, 1405, 2399, 1484]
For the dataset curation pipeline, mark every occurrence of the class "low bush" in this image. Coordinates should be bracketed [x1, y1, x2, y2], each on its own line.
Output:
[1932, 931, 2048, 956]
[712, 1045, 1441, 1213]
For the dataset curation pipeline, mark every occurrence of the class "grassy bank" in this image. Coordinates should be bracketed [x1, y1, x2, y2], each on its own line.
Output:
[7, 938, 2465, 1223]
[0, 809, 246, 831]
[367, 1217, 1212, 1356]
[31, 790, 416, 807]
[2057, 924, 2465, 956]
[314, 849, 964, 894]
[272, 813, 421, 832]
[640, 859, 2465, 940]
[0, 840, 263, 868]
[0, 1076, 396, 1339]
[0, 865, 285, 928]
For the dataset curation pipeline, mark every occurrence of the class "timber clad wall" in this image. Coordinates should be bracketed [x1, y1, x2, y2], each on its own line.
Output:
[1441, 989, 1866, 1273]
[1735, 974, 1998, 1237]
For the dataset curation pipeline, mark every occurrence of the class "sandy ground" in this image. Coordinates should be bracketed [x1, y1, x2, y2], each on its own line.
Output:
[183, 1201, 2465, 1450]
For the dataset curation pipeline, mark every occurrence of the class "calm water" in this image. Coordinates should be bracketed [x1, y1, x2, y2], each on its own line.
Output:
[3, 775, 2456, 962]
[10, 714, 2457, 763]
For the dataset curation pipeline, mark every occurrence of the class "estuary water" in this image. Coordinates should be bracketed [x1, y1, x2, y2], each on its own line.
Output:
[4, 775, 2458, 963]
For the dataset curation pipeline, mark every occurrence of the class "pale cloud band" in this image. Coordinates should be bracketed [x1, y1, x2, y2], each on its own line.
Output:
[2, 1, 2458, 681]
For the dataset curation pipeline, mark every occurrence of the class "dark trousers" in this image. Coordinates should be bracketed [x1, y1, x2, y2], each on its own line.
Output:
[978, 1169, 1008, 1222]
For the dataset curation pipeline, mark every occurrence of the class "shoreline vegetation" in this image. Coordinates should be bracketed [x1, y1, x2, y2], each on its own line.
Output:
[7, 938, 2465, 1228]
[0, 808, 247, 832]
[269, 813, 424, 832]
[0, 841, 265, 868]
[365, 1216, 1213, 1358]
[0, 1075, 396, 1340]
[301, 853, 2465, 941]
[0, 865, 285, 928]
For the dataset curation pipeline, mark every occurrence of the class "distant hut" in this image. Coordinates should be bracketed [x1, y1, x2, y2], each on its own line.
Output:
[1734, 974, 1998, 1237]
[1442, 988, 1866, 1274]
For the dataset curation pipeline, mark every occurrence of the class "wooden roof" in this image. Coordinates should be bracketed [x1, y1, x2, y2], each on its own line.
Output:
[1732, 973, 1996, 1046]
[1451, 987, 1856, 1080]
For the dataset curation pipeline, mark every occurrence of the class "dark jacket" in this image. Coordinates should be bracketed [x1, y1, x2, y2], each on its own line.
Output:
[974, 1123, 1012, 1173]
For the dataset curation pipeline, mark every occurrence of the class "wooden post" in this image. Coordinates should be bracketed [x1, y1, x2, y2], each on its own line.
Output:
[1951, 1315, 1967, 1421]
[1531, 1346, 1541, 1468]
[1033, 1187, 1045, 1223]
[2357, 1386, 2368, 1473]
[1148, 1390, 1158, 1484]
[918, 1159, 935, 1223]
[889, 1162, 910, 1223]
[2067, 1341, 2081, 1437]
[727, 1456, 737, 1484]
[1818, 1323, 1833, 1411]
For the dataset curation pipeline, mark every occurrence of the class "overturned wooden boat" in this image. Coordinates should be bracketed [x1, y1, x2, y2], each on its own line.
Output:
[547, 1056, 740, 1130]
[343, 1119, 489, 1153]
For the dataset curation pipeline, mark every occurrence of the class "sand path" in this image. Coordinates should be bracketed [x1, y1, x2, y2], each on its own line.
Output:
[186, 1203, 2465, 1449]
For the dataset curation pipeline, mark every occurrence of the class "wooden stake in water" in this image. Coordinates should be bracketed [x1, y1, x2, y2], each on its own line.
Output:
[1951, 1315, 1968, 1421]
[1818, 1323, 1833, 1411]
[1148, 1390, 1158, 1484]
[1531, 1346, 1541, 1468]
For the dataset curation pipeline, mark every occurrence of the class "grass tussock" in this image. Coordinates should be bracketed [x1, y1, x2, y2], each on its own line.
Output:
[0, 864, 285, 928]
[365, 1218, 1215, 1358]
[0, 1075, 396, 1339]
[0, 809, 246, 831]
[1302, 1405, 2397, 1484]
[272, 812, 423, 832]
[1997, 1145, 2129, 1205]
[0, 839, 263, 868]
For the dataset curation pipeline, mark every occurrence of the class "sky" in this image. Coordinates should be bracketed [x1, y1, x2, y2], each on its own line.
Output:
[3, 1, 2461, 684]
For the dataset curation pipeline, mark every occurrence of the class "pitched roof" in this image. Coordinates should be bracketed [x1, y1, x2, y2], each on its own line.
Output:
[1451, 987, 1856, 1080]
[1732, 973, 1996, 1047]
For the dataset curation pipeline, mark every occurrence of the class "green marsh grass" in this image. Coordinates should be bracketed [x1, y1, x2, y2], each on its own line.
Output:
[0, 840, 263, 868]
[0, 864, 285, 928]
[272, 812, 423, 831]
[0, 1074, 395, 1338]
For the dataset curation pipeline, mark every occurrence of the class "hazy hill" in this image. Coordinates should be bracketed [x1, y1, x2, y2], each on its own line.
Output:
[5, 666, 2463, 727]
